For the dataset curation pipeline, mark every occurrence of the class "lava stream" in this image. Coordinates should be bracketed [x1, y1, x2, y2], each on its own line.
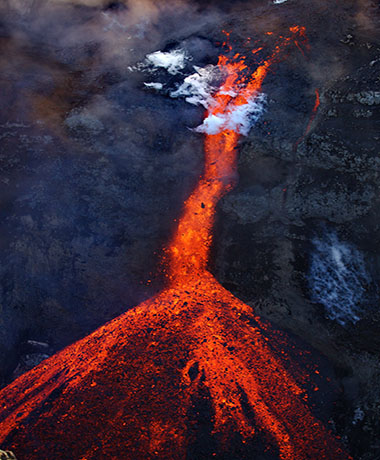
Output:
[0, 28, 350, 460]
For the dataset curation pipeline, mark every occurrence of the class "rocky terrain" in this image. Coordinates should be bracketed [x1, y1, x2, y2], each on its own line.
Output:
[0, 0, 379, 458]
[214, 8, 380, 458]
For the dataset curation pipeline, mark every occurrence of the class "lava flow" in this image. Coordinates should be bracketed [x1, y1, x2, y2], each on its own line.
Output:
[0, 29, 350, 460]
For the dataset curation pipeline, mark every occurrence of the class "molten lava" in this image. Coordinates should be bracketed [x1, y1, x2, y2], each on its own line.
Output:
[0, 29, 349, 460]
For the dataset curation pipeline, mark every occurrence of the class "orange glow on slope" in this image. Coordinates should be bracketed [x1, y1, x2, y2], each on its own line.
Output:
[293, 88, 320, 152]
[306, 88, 320, 134]
[0, 30, 350, 460]
[289, 25, 310, 57]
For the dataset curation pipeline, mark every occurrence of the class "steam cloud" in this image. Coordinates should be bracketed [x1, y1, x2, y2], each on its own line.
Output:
[140, 48, 266, 136]
[194, 95, 265, 135]
[308, 229, 372, 326]
[170, 65, 220, 107]
[145, 49, 189, 75]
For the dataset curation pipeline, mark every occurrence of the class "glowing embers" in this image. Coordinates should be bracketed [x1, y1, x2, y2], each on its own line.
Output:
[0, 27, 350, 460]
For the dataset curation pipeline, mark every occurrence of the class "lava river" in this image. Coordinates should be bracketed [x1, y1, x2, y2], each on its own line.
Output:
[0, 28, 350, 460]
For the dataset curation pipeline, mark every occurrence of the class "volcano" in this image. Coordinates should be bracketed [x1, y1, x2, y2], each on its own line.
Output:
[0, 27, 350, 460]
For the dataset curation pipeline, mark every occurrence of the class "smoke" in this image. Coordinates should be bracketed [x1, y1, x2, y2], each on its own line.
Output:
[169, 65, 220, 106]
[1, 0, 373, 133]
[195, 95, 266, 135]
[138, 48, 266, 135]
[145, 49, 189, 75]
[308, 229, 372, 326]
[0, 0, 231, 150]
[0, 0, 221, 70]
[143, 82, 163, 90]
[354, 0, 379, 33]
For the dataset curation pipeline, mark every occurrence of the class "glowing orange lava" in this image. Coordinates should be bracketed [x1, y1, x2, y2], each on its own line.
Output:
[0, 29, 350, 460]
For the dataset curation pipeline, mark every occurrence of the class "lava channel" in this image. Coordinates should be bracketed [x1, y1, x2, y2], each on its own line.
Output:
[0, 28, 350, 460]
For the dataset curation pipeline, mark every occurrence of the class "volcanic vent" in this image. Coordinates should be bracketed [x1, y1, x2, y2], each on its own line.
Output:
[0, 28, 350, 460]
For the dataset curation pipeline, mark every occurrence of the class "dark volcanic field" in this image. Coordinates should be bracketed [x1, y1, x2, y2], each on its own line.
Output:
[0, 0, 379, 458]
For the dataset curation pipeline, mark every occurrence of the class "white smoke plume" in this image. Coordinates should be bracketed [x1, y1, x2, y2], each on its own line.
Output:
[145, 49, 189, 75]
[308, 229, 372, 326]
[143, 82, 164, 90]
[142, 52, 266, 136]
[170, 64, 219, 106]
[195, 94, 266, 135]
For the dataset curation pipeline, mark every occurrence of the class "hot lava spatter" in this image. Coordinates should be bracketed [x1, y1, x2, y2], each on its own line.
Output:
[0, 28, 350, 460]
